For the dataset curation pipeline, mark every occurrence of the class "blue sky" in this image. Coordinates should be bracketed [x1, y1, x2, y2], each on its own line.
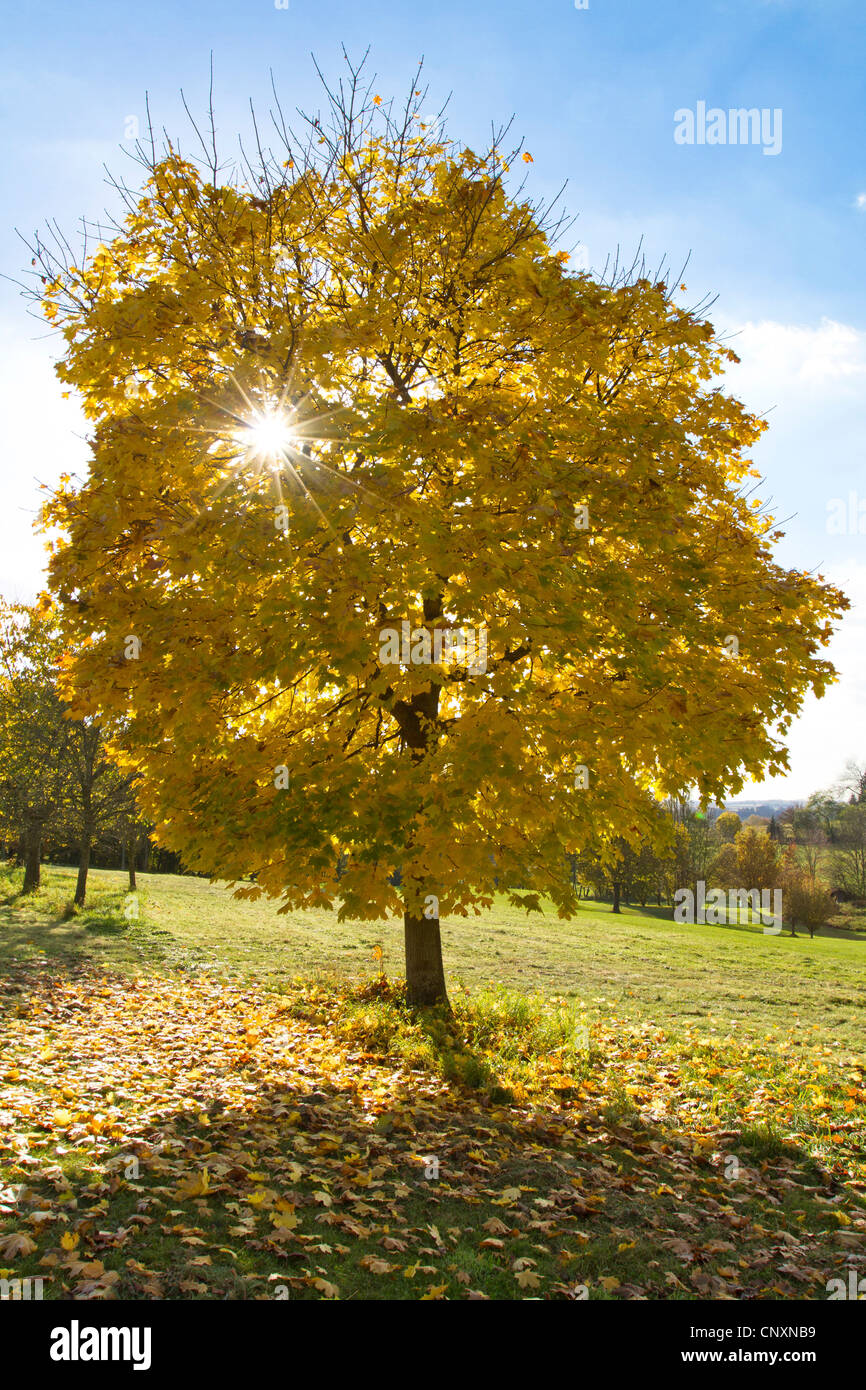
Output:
[1, 0, 864, 800]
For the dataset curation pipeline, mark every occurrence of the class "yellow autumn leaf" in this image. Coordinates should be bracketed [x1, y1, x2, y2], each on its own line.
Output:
[174, 1168, 210, 1200]
[271, 1211, 298, 1231]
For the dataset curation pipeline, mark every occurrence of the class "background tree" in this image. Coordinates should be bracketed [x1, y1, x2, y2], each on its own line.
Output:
[787, 805, 827, 886]
[836, 759, 866, 805]
[115, 795, 150, 891]
[779, 849, 836, 938]
[732, 826, 780, 892]
[0, 601, 142, 902]
[576, 795, 673, 910]
[32, 60, 848, 1005]
[707, 841, 738, 891]
[804, 789, 843, 840]
[665, 811, 720, 901]
[577, 836, 642, 913]
[716, 810, 741, 843]
[0, 602, 72, 892]
[64, 719, 139, 905]
[684, 811, 718, 882]
[832, 804, 866, 903]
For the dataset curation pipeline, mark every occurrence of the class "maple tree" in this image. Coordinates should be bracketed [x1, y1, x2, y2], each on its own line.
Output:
[32, 59, 847, 1004]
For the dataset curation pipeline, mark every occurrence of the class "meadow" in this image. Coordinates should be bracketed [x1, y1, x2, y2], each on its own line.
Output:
[0, 863, 863, 1301]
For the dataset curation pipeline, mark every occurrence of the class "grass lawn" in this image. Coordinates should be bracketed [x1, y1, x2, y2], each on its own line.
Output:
[0, 862, 863, 1301]
[2, 862, 862, 1054]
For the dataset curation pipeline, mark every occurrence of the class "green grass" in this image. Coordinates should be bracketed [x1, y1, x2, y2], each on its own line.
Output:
[1, 861, 862, 1057]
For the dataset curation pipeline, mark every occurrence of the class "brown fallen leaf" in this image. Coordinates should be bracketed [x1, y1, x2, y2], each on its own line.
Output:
[482, 1217, 509, 1235]
[360, 1255, 396, 1275]
[310, 1277, 338, 1298]
[0, 1233, 37, 1259]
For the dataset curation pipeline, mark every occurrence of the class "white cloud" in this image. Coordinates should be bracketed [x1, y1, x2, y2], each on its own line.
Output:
[721, 317, 866, 405]
[707, 317, 866, 801]
[0, 324, 89, 603]
[742, 560, 866, 801]
[855, 192, 866, 211]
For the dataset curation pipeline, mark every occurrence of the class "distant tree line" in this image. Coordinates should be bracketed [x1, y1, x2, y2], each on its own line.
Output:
[567, 772, 866, 937]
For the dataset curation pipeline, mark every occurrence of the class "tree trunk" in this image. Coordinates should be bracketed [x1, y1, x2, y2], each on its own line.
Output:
[611, 881, 621, 914]
[21, 822, 44, 894]
[127, 839, 137, 892]
[74, 831, 93, 907]
[389, 596, 452, 1007]
[404, 912, 450, 1009]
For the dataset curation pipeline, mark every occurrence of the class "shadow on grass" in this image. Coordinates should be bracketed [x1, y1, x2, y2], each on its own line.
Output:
[585, 899, 774, 935]
[603, 898, 864, 943]
[294, 973, 517, 1100]
[0, 869, 153, 991]
[0, 954, 857, 1301]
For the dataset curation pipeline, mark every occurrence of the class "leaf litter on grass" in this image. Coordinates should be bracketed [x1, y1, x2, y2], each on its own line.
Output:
[0, 959, 863, 1300]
